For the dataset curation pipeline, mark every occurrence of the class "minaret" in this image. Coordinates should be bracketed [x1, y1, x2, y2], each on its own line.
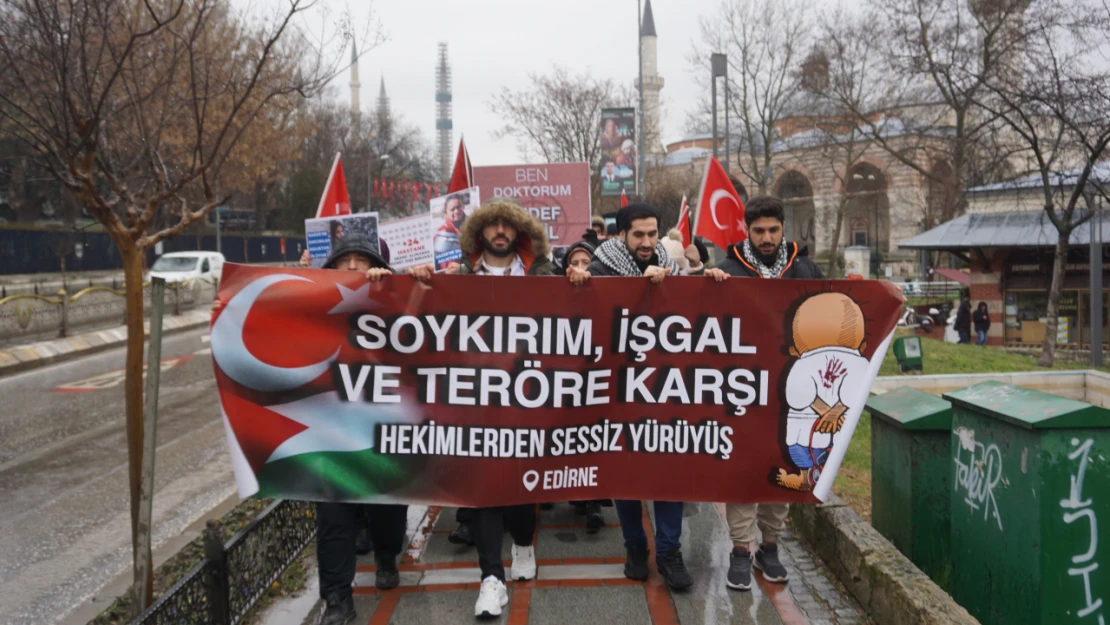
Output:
[637, 0, 665, 154]
[349, 36, 361, 135]
[377, 76, 390, 123]
[435, 43, 454, 182]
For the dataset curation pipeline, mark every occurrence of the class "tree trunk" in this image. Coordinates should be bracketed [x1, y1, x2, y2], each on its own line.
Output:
[120, 244, 152, 604]
[827, 194, 849, 277]
[1037, 229, 1070, 367]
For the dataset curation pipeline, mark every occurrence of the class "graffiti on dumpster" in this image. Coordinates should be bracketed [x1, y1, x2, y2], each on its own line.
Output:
[953, 427, 1005, 531]
[1060, 438, 1104, 622]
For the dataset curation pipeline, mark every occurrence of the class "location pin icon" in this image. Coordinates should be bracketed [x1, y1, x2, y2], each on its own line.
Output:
[522, 470, 540, 492]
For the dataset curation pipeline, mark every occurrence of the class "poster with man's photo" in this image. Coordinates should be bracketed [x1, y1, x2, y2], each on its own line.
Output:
[599, 108, 636, 197]
[304, 213, 380, 269]
[430, 186, 479, 269]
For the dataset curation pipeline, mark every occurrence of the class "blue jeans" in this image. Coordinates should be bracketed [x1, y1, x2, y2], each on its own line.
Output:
[958, 329, 971, 344]
[976, 329, 988, 345]
[614, 500, 683, 556]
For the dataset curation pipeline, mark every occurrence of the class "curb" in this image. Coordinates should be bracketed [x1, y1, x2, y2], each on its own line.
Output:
[0, 310, 211, 378]
[791, 495, 980, 625]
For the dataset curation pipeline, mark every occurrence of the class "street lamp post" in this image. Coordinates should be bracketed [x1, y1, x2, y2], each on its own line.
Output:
[1089, 190, 1103, 366]
[637, 0, 645, 199]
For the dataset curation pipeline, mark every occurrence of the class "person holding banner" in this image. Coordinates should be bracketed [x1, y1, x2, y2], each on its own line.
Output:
[706, 195, 824, 593]
[569, 203, 696, 590]
[448, 198, 555, 618]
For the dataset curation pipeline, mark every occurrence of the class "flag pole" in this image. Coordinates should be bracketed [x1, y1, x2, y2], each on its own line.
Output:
[316, 152, 343, 218]
[637, 0, 645, 200]
[692, 156, 713, 240]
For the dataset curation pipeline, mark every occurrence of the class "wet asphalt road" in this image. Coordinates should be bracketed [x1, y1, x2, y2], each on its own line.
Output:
[0, 328, 235, 625]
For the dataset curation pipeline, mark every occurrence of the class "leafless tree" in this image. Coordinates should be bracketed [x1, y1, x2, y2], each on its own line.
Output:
[688, 0, 810, 194]
[815, 0, 1030, 228]
[0, 0, 363, 601]
[488, 67, 636, 207]
[972, 0, 1110, 366]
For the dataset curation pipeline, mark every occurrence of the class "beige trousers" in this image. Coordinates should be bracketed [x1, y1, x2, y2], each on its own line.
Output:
[725, 503, 789, 546]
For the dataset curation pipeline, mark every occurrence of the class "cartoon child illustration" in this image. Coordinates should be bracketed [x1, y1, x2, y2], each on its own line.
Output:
[776, 292, 870, 491]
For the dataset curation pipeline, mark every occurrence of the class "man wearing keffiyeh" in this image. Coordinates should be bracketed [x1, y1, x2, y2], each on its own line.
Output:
[708, 194, 824, 595]
[567, 202, 695, 591]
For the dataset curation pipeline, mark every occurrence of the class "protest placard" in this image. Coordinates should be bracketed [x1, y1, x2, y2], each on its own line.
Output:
[212, 266, 903, 506]
[430, 187, 479, 269]
[304, 213, 380, 268]
[473, 163, 590, 247]
[379, 214, 434, 270]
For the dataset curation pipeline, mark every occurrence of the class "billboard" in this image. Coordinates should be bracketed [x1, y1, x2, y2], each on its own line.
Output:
[473, 163, 591, 247]
[598, 108, 636, 197]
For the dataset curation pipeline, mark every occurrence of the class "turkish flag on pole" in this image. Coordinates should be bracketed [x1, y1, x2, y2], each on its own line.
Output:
[676, 195, 691, 246]
[620, 188, 628, 207]
[447, 137, 474, 193]
[315, 153, 352, 218]
[693, 155, 746, 250]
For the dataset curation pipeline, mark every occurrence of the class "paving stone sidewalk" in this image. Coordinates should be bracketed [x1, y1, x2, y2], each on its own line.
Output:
[289, 502, 869, 625]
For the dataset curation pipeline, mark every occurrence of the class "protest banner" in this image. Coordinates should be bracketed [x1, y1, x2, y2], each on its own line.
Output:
[212, 265, 903, 507]
[430, 186, 479, 269]
[379, 214, 434, 270]
[304, 213, 380, 268]
[599, 108, 636, 197]
[473, 163, 591, 247]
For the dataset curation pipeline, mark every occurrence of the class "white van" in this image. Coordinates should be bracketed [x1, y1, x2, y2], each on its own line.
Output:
[148, 251, 225, 284]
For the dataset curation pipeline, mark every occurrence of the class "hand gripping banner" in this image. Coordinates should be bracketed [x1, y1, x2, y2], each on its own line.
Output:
[211, 264, 903, 506]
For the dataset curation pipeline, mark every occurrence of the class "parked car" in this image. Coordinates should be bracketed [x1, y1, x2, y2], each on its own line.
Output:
[148, 251, 225, 284]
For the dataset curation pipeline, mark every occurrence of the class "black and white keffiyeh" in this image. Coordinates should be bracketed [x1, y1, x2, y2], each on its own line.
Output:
[593, 238, 679, 277]
[741, 239, 789, 279]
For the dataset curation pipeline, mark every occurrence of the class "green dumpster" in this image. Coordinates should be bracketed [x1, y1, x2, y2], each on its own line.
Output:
[892, 335, 923, 372]
[867, 386, 954, 590]
[945, 381, 1110, 625]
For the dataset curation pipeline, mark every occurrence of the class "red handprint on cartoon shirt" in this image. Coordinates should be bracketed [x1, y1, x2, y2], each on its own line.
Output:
[820, 356, 848, 390]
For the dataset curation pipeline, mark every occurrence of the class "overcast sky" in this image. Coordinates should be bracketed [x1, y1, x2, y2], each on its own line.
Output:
[327, 0, 718, 167]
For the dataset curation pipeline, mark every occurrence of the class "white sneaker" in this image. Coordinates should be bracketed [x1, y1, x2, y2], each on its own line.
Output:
[474, 576, 508, 618]
[511, 544, 536, 581]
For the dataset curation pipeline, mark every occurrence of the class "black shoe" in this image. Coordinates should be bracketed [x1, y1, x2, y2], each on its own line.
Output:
[355, 526, 372, 555]
[585, 503, 604, 533]
[726, 547, 753, 590]
[540, 502, 555, 511]
[375, 556, 400, 590]
[320, 592, 356, 625]
[624, 544, 650, 581]
[573, 502, 587, 515]
[754, 543, 789, 583]
[657, 550, 694, 590]
[448, 521, 474, 546]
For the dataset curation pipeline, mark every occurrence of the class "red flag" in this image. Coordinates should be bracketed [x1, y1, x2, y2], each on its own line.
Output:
[411, 183, 418, 205]
[447, 137, 474, 193]
[315, 153, 352, 218]
[693, 156, 746, 250]
[620, 188, 628, 207]
[373, 179, 379, 197]
[676, 195, 691, 246]
[389, 180, 395, 198]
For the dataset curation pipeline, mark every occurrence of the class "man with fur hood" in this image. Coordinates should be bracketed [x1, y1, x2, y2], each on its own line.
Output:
[450, 198, 558, 276]
[442, 199, 553, 619]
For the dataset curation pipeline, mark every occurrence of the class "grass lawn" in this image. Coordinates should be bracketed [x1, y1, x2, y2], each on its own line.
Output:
[834, 335, 1102, 521]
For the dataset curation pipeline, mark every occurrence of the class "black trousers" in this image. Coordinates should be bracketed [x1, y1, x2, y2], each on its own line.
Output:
[455, 507, 474, 524]
[317, 503, 407, 600]
[473, 504, 536, 581]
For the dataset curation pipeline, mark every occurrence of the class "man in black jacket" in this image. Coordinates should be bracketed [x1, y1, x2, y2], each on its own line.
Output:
[707, 195, 822, 594]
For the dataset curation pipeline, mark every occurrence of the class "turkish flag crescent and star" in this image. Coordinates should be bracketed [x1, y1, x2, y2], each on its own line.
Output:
[447, 137, 474, 193]
[315, 153, 352, 218]
[694, 155, 746, 250]
[212, 264, 904, 507]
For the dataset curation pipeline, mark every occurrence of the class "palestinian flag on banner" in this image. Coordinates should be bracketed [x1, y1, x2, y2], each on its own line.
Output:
[210, 268, 423, 502]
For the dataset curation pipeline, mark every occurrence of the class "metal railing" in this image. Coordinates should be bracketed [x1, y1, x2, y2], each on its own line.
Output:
[0, 277, 216, 345]
[131, 499, 317, 625]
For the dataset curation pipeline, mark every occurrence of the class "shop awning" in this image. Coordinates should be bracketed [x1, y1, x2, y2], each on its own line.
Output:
[934, 268, 970, 285]
[899, 209, 1110, 251]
